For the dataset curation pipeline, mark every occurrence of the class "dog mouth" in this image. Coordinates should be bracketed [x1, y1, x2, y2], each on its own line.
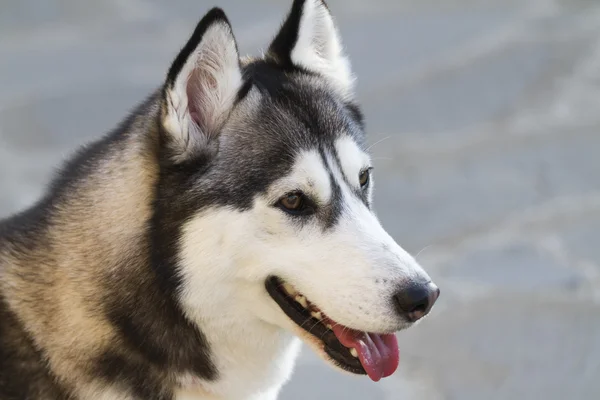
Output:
[265, 276, 399, 382]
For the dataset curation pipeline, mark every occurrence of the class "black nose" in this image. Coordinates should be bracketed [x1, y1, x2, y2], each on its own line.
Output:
[394, 281, 440, 322]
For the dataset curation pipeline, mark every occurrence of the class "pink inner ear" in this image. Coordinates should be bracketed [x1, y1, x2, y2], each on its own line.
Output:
[186, 70, 205, 131]
[186, 66, 219, 134]
[183, 40, 237, 138]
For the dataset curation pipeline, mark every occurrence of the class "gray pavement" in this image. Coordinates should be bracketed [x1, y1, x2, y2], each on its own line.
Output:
[1, 0, 600, 399]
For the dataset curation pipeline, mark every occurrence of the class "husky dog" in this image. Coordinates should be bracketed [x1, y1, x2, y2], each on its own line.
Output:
[0, 1, 439, 399]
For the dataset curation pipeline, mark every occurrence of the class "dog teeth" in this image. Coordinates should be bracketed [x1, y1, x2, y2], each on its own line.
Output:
[282, 283, 296, 296]
[310, 311, 322, 320]
[325, 323, 333, 330]
[295, 295, 308, 309]
[350, 348, 358, 358]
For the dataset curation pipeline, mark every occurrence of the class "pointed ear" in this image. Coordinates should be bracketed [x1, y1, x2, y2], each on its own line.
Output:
[162, 8, 243, 162]
[268, 0, 354, 99]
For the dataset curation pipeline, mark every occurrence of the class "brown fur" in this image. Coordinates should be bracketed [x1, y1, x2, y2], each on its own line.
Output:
[0, 99, 165, 398]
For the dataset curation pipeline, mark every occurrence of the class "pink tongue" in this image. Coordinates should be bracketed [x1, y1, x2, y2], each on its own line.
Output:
[330, 324, 399, 382]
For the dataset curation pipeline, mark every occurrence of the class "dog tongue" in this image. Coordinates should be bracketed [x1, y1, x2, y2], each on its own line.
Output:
[330, 324, 399, 382]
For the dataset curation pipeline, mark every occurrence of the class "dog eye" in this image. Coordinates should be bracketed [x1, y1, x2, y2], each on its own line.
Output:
[359, 169, 371, 187]
[280, 193, 302, 210]
[277, 192, 314, 215]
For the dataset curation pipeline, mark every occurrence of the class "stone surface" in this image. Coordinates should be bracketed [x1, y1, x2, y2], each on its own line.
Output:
[1, 0, 600, 399]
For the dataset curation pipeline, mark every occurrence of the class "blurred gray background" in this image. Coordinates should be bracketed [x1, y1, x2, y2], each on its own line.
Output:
[2, 0, 600, 399]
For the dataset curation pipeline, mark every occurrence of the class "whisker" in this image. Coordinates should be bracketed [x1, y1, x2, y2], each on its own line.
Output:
[321, 322, 338, 339]
[415, 244, 433, 260]
[299, 316, 314, 330]
[307, 319, 322, 335]
[371, 157, 393, 161]
[367, 136, 391, 151]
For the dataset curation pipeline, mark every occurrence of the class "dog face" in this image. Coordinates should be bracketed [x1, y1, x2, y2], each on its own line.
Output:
[155, 0, 439, 382]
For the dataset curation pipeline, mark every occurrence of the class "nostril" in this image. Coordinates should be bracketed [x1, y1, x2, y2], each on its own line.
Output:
[394, 281, 440, 322]
[408, 299, 429, 315]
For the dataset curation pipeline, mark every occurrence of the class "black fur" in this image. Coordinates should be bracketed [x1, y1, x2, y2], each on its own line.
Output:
[0, 294, 70, 399]
[346, 102, 365, 129]
[95, 351, 171, 400]
[268, 0, 307, 69]
[318, 147, 345, 229]
[102, 248, 218, 379]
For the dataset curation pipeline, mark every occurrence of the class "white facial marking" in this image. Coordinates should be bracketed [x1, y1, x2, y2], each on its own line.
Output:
[266, 150, 331, 205]
[335, 136, 371, 187]
[177, 207, 301, 399]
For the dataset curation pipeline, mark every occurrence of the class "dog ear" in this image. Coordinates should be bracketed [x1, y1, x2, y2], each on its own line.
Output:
[268, 0, 354, 99]
[161, 8, 243, 163]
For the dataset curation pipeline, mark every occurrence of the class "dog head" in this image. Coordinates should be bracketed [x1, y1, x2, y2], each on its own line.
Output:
[154, 0, 439, 381]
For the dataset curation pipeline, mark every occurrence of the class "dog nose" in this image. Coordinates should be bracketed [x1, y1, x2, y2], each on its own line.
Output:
[393, 281, 440, 322]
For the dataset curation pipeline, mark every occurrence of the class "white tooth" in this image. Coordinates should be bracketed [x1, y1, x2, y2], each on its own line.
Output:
[350, 348, 358, 358]
[282, 283, 296, 295]
[311, 311, 322, 320]
[326, 324, 333, 330]
[295, 295, 308, 309]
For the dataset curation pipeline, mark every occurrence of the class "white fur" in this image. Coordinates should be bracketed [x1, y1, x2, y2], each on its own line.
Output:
[175, 140, 431, 399]
[265, 150, 332, 205]
[335, 136, 371, 188]
[290, 0, 355, 100]
[164, 21, 243, 162]
[176, 207, 302, 400]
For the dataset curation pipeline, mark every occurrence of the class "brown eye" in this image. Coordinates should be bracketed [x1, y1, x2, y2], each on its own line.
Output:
[276, 192, 315, 216]
[279, 192, 303, 211]
[359, 169, 371, 187]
